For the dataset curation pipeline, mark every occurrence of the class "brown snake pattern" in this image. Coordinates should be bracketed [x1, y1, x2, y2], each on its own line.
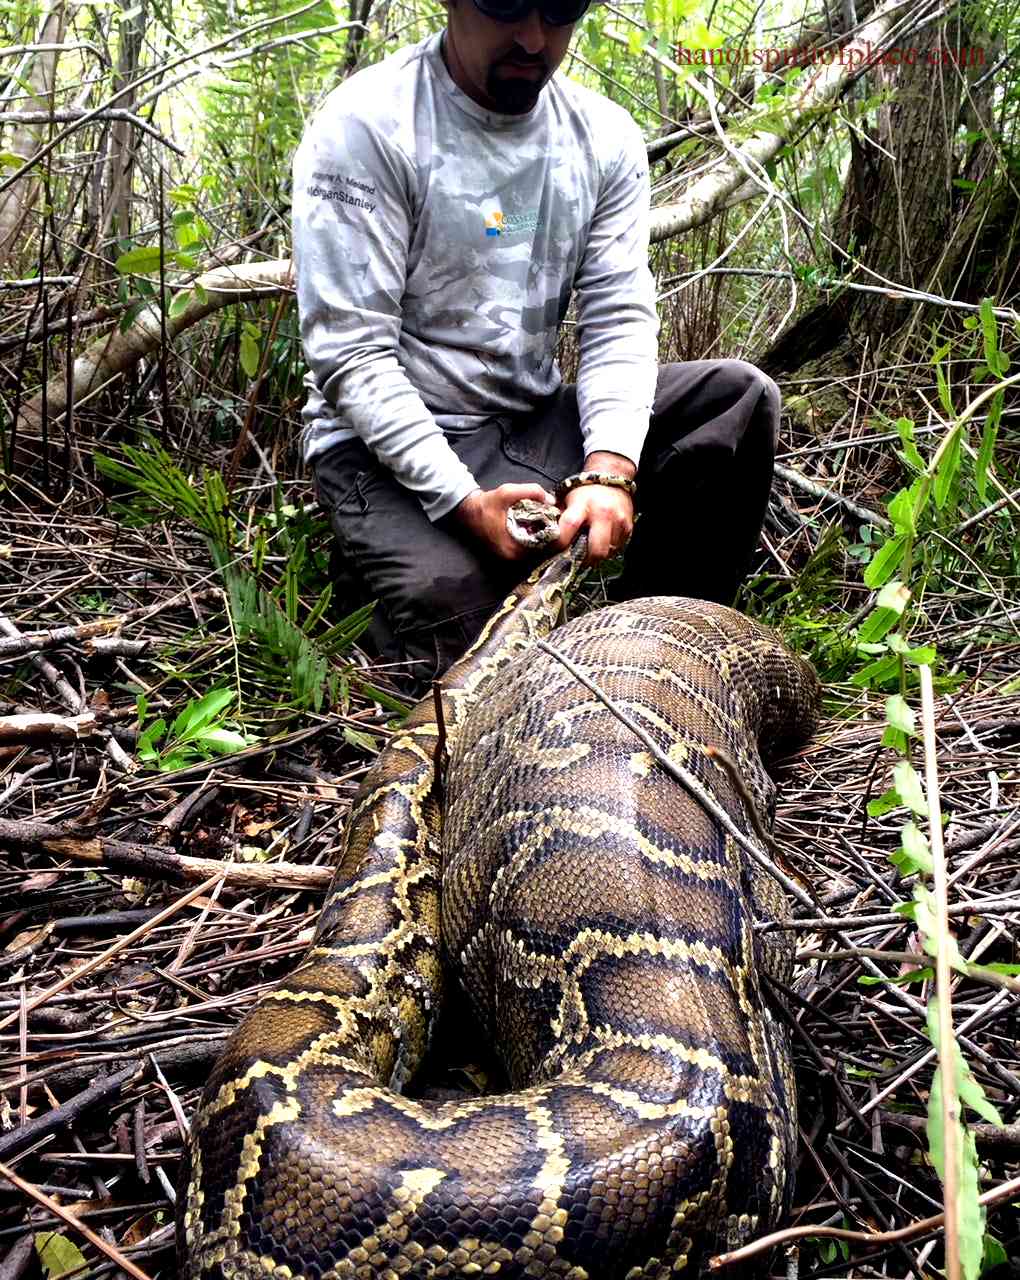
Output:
[178, 540, 820, 1279]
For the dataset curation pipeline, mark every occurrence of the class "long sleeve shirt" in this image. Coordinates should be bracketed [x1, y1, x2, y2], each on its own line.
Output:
[293, 31, 658, 521]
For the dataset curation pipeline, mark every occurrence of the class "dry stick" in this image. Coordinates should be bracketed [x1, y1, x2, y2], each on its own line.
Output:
[920, 663, 961, 1280]
[0, 1062, 141, 1161]
[0, 712, 99, 743]
[0, 873, 221, 1032]
[881, 1110, 1020, 1154]
[837, 991, 1012, 1131]
[0, 1160, 154, 1280]
[2, 585, 222, 655]
[773, 462, 892, 529]
[0, 614, 133, 772]
[0, 817, 333, 890]
[709, 1173, 1020, 1271]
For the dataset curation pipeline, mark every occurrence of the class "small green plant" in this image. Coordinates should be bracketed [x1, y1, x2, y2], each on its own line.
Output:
[136, 688, 253, 771]
[95, 437, 376, 717]
[849, 302, 1019, 1280]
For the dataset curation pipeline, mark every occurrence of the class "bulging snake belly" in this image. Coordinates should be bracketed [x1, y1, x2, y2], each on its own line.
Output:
[179, 540, 820, 1279]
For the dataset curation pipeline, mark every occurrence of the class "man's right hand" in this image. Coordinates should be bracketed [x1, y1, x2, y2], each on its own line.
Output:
[452, 483, 557, 560]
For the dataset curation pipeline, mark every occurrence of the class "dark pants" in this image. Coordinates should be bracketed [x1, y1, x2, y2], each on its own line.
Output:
[314, 360, 780, 695]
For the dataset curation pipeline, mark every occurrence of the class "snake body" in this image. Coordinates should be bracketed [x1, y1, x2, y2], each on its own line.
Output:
[179, 540, 820, 1279]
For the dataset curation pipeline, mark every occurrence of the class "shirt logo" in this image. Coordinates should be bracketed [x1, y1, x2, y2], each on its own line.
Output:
[482, 207, 539, 238]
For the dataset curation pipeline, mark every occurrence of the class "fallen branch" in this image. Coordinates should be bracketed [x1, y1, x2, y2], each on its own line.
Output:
[0, 1062, 141, 1161]
[0, 712, 98, 744]
[0, 817, 333, 891]
[709, 1172, 1020, 1270]
[17, 261, 292, 435]
[881, 1110, 1020, 1154]
[0, 615, 134, 772]
[774, 462, 892, 529]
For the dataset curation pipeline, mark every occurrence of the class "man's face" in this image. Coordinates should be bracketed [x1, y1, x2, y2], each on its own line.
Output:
[443, 0, 576, 114]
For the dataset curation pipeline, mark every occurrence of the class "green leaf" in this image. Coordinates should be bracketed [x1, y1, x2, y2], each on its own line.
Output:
[863, 534, 907, 589]
[0, 151, 29, 169]
[118, 299, 151, 332]
[887, 635, 937, 665]
[885, 694, 916, 736]
[894, 417, 925, 471]
[894, 761, 928, 816]
[980, 298, 1000, 376]
[882, 725, 910, 755]
[974, 389, 1002, 505]
[934, 356, 955, 418]
[35, 1232, 90, 1279]
[934, 428, 962, 511]
[876, 580, 910, 614]
[959, 1127, 986, 1280]
[859, 965, 933, 986]
[887, 490, 915, 535]
[240, 331, 261, 379]
[199, 727, 249, 754]
[983, 1237, 1008, 1273]
[343, 726, 380, 754]
[851, 653, 901, 688]
[857, 607, 899, 646]
[168, 290, 193, 321]
[172, 688, 234, 739]
[893, 821, 933, 875]
[927, 1062, 946, 1177]
[115, 245, 165, 274]
[867, 786, 901, 818]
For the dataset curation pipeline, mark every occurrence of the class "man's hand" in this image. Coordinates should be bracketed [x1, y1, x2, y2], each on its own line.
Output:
[555, 450, 637, 564]
[453, 482, 558, 559]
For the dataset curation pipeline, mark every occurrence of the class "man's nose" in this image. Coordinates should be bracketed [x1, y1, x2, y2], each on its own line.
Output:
[512, 8, 548, 54]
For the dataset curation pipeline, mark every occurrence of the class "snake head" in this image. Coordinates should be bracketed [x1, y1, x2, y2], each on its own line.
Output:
[505, 498, 561, 548]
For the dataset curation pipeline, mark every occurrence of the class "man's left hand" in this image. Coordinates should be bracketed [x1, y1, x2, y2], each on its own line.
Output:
[554, 451, 637, 564]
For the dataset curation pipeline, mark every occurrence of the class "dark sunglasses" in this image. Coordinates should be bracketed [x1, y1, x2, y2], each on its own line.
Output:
[471, 0, 592, 25]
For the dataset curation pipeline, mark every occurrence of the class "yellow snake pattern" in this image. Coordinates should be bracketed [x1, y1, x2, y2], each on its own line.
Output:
[178, 540, 820, 1279]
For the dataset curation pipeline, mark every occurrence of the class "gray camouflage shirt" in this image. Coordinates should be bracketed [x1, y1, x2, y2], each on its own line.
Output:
[293, 31, 658, 520]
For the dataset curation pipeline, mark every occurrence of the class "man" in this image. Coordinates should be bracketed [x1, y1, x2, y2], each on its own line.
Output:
[293, 0, 780, 695]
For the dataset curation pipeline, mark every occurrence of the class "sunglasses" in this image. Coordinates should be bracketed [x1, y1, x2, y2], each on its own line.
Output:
[471, 0, 592, 25]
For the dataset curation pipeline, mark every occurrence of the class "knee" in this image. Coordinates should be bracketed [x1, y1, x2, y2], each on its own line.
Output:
[715, 359, 780, 419]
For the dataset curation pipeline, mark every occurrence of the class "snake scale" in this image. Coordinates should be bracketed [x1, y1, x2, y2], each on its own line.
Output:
[179, 537, 820, 1279]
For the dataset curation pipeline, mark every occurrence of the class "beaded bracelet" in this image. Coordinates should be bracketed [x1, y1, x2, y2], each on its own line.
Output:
[556, 471, 637, 502]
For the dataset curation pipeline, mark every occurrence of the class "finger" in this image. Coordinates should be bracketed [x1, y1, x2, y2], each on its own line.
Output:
[555, 506, 587, 550]
[497, 483, 557, 510]
[585, 514, 614, 564]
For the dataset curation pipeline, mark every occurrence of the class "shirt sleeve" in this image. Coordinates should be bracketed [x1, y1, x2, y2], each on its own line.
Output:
[572, 116, 659, 468]
[292, 100, 479, 521]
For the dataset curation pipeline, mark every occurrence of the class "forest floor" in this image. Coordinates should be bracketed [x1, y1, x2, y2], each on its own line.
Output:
[1, 386, 1018, 1280]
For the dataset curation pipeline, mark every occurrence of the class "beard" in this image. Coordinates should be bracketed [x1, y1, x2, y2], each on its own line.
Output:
[486, 53, 550, 112]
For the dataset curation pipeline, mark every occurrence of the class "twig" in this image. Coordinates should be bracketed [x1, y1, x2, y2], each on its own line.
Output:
[0, 1161, 155, 1280]
[0, 1063, 141, 1161]
[0, 817, 333, 890]
[0, 713, 99, 744]
[0, 615, 133, 772]
[0, 586, 221, 657]
[709, 1172, 1020, 1270]
[0, 874, 222, 1031]
[880, 1110, 1020, 1153]
[773, 462, 892, 529]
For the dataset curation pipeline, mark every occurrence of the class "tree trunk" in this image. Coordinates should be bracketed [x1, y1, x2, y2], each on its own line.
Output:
[0, 2, 67, 266]
[761, 14, 1001, 378]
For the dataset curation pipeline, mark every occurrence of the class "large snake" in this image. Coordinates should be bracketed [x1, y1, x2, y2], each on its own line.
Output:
[178, 534, 820, 1279]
